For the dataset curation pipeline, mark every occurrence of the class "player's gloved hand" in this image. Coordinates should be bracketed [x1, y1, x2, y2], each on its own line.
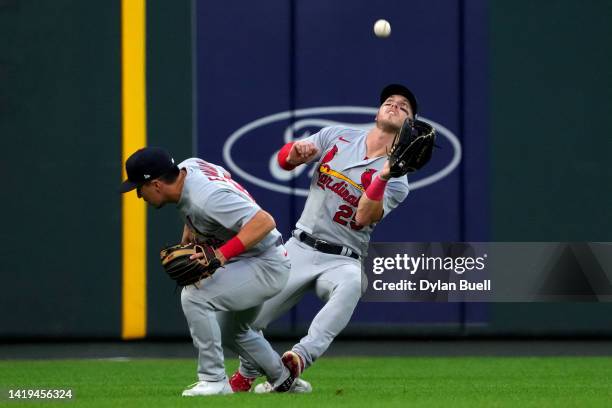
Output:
[287, 141, 319, 165]
[388, 118, 436, 177]
[191, 248, 227, 267]
[160, 243, 223, 286]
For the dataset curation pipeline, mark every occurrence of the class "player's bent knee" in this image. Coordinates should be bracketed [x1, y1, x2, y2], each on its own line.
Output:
[330, 278, 363, 303]
[180, 291, 214, 317]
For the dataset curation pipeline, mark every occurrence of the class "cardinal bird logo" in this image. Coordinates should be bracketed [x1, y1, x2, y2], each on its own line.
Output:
[360, 168, 377, 190]
[321, 145, 338, 164]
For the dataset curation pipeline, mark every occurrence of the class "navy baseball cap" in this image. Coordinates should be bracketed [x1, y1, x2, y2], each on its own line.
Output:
[119, 147, 178, 193]
[380, 84, 418, 115]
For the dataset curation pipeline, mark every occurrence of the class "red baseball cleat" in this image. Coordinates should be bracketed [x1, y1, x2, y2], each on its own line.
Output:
[229, 371, 255, 392]
[281, 350, 304, 378]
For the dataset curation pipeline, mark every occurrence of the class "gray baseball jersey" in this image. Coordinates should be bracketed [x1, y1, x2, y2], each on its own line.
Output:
[177, 158, 282, 257]
[297, 126, 409, 256]
[176, 158, 291, 387]
[238, 126, 411, 379]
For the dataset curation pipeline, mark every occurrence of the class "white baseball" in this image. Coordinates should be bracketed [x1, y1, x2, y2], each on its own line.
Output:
[373, 19, 391, 38]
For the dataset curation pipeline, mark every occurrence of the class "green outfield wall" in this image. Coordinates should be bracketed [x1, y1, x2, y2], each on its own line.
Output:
[0, 0, 192, 339]
[1, 0, 611, 339]
[487, 0, 612, 336]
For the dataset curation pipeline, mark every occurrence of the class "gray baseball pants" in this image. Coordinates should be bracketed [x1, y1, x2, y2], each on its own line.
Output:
[239, 237, 366, 377]
[181, 244, 291, 385]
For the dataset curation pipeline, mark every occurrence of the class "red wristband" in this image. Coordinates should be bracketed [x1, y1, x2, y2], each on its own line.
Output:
[277, 142, 297, 170]
[364, 175, 388, 201]
[219, 236, 246, 261]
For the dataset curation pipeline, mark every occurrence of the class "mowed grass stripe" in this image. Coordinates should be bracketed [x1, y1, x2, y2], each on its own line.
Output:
[1, 357, 612, 407]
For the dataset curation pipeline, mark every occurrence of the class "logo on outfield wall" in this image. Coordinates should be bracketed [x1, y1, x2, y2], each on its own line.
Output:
[222, 106, 461, 196]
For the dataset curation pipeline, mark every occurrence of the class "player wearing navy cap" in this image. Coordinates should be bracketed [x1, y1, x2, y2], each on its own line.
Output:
[121, 147, 298, 396]
[230, 84, 417, 393]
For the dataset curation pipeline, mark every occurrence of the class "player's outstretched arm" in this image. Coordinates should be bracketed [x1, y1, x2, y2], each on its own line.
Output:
[355, 161, 391, 226]
[355, 194, 384, 226]
[191, 210, 277, 266]
[231, 210, 276, 250]
[277, 141, 319, 170]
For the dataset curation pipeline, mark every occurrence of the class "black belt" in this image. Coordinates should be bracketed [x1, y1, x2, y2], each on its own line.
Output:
[296, 231, 359, 260]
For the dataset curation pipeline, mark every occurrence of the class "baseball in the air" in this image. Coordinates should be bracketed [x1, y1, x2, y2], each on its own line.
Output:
[373, 19, 391, 38]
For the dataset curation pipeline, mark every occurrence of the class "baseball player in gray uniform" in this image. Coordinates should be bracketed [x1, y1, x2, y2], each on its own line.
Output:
[230, 84, 416, 393]
[120, 147, 298, 396]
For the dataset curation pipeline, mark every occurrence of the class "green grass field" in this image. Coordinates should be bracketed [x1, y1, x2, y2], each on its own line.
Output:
[1, 357, 612, 407]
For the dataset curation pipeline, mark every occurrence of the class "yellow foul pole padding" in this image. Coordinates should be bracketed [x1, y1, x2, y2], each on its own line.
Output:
[121, 0, 147, 339]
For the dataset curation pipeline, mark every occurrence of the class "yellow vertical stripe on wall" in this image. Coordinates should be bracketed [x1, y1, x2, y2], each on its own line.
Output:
[121, 0, 147, 339]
